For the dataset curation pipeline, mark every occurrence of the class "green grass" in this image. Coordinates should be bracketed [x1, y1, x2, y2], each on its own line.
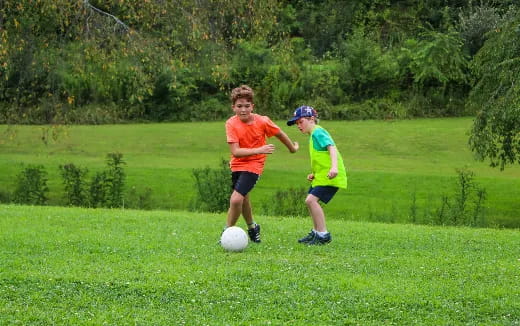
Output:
[1, 204, 519, 324]
[1, 118, 519, 227]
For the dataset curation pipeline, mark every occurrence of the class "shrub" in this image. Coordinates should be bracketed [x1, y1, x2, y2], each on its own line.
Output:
[190, 159, 231, 213]
[126, 186, 153, 210]
[13, 165, 49, 205]
[0, 190, 11, 203]
[230, 40, 273, 87]
[88, 153, 126, 208]
[335, 29, 400, 101]
[458, 2, 502, 56]
[59, 163, 89, 207]
[104, 153, 126, 208]
[89, 171, 108, 208]
[261, 187, 308, 217]
[423, 167, 487, 227]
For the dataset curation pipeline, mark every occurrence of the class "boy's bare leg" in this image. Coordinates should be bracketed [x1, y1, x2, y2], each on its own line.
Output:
[241, 194, 254, 227]
[227, 190, 244, 227]
[305, 194, 327, 232]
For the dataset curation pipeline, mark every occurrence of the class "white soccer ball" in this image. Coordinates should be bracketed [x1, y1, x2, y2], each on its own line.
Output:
[220, 226, 249, 252]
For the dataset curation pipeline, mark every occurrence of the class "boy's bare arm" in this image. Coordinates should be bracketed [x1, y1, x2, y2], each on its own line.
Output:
[275, 131, 299, 153]
[327, 145, 338, 179]
[228, 142, 275, 157]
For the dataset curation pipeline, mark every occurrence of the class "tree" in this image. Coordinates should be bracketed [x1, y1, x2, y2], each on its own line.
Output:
[468, 9, 520, 169]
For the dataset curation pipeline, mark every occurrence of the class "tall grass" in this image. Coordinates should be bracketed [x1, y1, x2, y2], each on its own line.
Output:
[0, 204, 518, 324]
[1, 118, 519, 227]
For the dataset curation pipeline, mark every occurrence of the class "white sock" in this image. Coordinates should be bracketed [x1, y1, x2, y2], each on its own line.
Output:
[316, 230, 329, 237]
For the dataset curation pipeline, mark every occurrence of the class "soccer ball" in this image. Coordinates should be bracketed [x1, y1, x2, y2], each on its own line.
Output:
[220, 226, 249, 252]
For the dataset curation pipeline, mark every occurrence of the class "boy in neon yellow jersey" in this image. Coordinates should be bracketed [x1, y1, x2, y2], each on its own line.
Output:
[287, 106, 347, 245]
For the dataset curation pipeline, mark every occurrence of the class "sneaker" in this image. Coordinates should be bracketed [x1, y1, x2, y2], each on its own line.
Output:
[248, 224, 261, 243]
[307, 232, 332, 245]
[298, 230, 316, 243]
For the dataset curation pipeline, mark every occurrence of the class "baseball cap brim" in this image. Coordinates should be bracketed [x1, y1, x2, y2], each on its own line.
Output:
[287, 117, 299, 126]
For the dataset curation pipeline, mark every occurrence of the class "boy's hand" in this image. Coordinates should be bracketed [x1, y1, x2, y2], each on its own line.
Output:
[258, 144, 275, 154]
[327, 168, 338, 179]
[307, 173, 314, 181]
[290, 141, 299, 153]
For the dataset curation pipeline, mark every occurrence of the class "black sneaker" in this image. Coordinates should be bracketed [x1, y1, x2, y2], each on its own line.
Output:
[307, 232, 332, 245]
[298, 230, 316, 243]
[248, 224, 261, 243]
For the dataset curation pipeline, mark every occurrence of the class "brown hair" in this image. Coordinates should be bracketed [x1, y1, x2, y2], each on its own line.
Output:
[230, 85, 254, 104]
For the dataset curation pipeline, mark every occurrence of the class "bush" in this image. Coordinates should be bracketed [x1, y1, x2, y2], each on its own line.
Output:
[104, 153, 126, 208]
[261, 187, 308, 217]
[145, 64, 197, 121]
[0, 190, 11, 203]
[458, 2, 502, 56]
[330, 99, 409, 120]
[89, 171, 108, 208]
[397, 30, 470, 116]
[59, 163, 89, 207]
[335, 29, 400, 101]
[88, 153, 126, 208]
[417, 167, 487, 227]
[125, 186, 153, 210]
[190, 159, 231, 213]
[13, 165, 49, 205]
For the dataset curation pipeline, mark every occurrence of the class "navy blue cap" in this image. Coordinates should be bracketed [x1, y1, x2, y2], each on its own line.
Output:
[287, 106, 318, 126]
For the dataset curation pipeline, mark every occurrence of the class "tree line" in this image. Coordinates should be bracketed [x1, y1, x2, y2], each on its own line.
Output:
[0, 0, 519, 168]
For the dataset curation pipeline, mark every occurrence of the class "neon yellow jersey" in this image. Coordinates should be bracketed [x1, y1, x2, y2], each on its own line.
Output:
[309, 125, 347, 189]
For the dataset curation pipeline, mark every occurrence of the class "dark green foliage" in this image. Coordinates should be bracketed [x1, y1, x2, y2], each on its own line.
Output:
[104, 153, 126, 208]
[433, 168, 487, 227]
[13, 165, 49, 205]
[190, 159, 231, 213]
[468, 9, 520, 169]
[335, 28, 400, 101]
[1, 0, 515, 125]
[290, 0, 363, 56]
[1, 1, 520, 170]
[89, 171, 108, 208]
[145, 65, 196, 121]
[0, 189, 11, 203]
[231, 40, 274, 87]
[88, 153, 126, 208]
[458, 2, 503, 56]
[59, 163, 89, 207]
[397, 29, 470, 116]
[403, 30, 468, 88]
[125, 186, 153, 210]
[261, 187, 308, 217]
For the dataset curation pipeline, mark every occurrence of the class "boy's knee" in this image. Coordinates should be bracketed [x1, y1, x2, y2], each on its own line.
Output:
[230, 192, 244, 206]
[305, 195, 317, 206]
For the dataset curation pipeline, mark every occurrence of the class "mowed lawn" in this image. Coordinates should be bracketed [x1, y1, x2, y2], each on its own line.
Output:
[0, 204, 519, 324]
[1, 117, 519, 227]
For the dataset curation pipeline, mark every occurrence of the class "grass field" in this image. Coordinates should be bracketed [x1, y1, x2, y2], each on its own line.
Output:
[1, 204, 519, 324]
[1, 118, 519, 227]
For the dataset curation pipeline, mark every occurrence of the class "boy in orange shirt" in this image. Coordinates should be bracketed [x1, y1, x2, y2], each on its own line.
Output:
[225, 85, 299, 242]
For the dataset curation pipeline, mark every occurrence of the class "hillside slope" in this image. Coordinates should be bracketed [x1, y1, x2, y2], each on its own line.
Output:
[1, 204, 518, 324]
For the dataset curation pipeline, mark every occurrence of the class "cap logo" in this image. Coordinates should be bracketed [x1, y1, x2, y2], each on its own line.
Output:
[287, 105, 317, 126]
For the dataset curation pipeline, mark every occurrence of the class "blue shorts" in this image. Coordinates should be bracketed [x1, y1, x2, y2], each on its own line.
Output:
[308, 186, 339, 204]
[232, 171, 259, 196]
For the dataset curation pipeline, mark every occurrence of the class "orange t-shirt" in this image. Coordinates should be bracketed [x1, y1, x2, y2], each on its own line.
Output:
[225, 114, 281, 175]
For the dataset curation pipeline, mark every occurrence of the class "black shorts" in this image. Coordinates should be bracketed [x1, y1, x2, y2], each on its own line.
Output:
[232, 171, 260, 196]
[308, 186, 339, 204]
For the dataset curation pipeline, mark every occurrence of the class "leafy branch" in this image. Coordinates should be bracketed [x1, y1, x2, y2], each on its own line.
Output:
[83, 0, 132, 36]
